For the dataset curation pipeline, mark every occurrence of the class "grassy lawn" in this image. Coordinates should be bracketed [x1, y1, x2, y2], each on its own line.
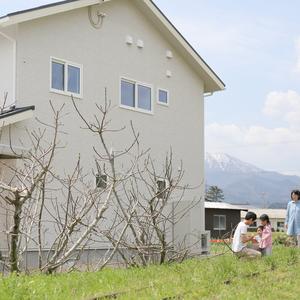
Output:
[0, 246, 300, 300]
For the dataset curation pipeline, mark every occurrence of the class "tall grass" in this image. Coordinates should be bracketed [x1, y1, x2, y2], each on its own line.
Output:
[0, 246, 299, 300]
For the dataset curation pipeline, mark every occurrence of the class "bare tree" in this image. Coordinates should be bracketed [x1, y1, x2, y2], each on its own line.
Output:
[0, 91, 203, 274]
[72, 91, 202, 268]
[0, 102, 62, 273]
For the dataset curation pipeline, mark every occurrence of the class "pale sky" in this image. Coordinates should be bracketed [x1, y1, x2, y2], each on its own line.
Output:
[1, 0, 300, 175]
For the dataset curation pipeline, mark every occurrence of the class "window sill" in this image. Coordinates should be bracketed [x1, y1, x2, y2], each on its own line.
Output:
[213, 228, 226, 231]
[50, 89, 83, 99]
[119, 105, 154, 116]
[157, 101, 169, 107]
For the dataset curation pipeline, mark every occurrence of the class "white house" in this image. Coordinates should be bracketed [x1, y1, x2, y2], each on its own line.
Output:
[0, 0, 225, 262]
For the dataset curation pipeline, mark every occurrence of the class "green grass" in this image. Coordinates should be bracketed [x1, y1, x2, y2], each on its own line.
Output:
[0, 246, 300, 300]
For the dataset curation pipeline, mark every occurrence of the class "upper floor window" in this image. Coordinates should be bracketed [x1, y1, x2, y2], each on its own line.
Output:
[158, 89, 169, 106]
[50, 57, 82, 98]
[120, 78, 152, 113]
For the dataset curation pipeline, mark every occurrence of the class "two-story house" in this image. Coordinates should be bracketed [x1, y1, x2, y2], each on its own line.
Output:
[0, 0, 225, 262]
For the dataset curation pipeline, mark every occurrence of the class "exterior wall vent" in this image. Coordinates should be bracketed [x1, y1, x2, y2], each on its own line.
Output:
[126, 35, 133, 45]
[166, 50, 173, 59]
[201, 232, 210, 254]
[137, 39, 144, 48]
[166, 70, 172, 78]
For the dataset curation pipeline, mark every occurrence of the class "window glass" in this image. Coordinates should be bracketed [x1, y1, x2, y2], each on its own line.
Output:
[68, 65, 80, 94]
[213, 215, 226, 230]
[159, 89, 168, 104]
[52, 61, 64, 91]
[121, 80, 135, 107]
[219, 216, 226, 230]
[157, 180, 167, 199]
[138, 85, 151, 111]
[213, 216, 219, 229]
[96, 174, 107, 189]
[277, 222, 284, 227]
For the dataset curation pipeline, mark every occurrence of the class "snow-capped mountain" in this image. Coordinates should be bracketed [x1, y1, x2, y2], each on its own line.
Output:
[205, 153, 300, 208]
[205, 153, 262, 174]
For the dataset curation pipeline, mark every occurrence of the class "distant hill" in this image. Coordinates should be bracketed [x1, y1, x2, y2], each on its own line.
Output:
[205, 153, 300, 208]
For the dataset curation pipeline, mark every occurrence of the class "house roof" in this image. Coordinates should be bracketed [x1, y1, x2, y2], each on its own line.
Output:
[0, 106, 35, 127]
[205, 202, 249, 211]
[0, 0, 225, 93]
[0, 105, 35, 119]
[241, 209, 287, 219]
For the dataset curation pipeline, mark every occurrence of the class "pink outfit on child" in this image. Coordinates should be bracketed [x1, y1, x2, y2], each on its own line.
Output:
[259, 224, 272, 255]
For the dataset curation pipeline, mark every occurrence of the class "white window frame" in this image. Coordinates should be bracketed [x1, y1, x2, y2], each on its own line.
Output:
[96, 174, 108, 189]
[213, 215, 226, 230]
[277, 221, 284, 228]
[50, 57, 83, 99]
[119, 77, 153, 115]
[157, 88, 169, 106]
[156, 178, 169, 199]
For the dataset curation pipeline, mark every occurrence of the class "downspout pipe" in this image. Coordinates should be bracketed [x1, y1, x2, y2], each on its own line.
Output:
[0, 30, 17, 106]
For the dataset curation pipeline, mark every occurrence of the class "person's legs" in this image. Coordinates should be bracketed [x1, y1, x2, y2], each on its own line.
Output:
[297, 235, 300, 248]
[240, 247, 262, 258]
[261, 247, 272, 256]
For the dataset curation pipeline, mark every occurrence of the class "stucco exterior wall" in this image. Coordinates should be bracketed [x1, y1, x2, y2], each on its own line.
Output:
[2, 0, 206, 250]
[0, 28, 15, 107]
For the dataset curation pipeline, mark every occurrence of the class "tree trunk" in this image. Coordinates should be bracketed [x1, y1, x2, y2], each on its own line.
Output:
[9, 199, 21, 273]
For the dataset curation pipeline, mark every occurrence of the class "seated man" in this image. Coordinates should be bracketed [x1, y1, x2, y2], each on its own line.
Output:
[232, 212, 261, 258]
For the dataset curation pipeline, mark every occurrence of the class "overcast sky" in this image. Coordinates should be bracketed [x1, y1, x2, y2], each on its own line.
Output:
[1, 0, 300, 175]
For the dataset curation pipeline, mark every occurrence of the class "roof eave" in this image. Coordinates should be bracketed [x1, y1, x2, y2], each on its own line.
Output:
[136, 0, 225, 93]
[0, 0, 225, 92]
[0, 106, 35, 127]
[0, 0, 101, 28]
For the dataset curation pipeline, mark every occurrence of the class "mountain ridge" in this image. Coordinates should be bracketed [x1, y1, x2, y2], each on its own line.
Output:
[205, 153, 300, 208]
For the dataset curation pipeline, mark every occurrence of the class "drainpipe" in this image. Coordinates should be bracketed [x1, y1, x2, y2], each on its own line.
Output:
[0, 30, 17, 106]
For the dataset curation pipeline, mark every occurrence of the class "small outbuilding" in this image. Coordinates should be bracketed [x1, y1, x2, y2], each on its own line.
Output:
[205, 202, 248, 238]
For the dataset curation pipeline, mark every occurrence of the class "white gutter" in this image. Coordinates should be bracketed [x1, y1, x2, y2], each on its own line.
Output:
[0, 0, 102, 28]
[0, 109, 34, 128]
[204, 92, 214, 98]
[0, 30, 17, 105]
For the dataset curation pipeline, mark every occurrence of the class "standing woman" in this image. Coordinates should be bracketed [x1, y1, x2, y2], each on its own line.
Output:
[285, 190, 300, 247]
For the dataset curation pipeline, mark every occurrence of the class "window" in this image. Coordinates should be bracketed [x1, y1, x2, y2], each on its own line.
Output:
[156, 179, 168, 199]
[96, 174, 108, 189]
[52, 61, 64, 91]
[68, 65, 81, 94]
[51, 58, 82, 97]
[120, 78, 152, 113]
[277, 221, 284, 228]
[213, 215, 226, 230]
[158, 89, 169, 105]
[138, 85, 151, 111]
[121, 80, 135, 107]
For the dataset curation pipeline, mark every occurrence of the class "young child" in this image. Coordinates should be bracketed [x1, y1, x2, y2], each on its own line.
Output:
[259, 214, 272, 256]
[232, 212, 261, 258]
[252, 226, 264, 251]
